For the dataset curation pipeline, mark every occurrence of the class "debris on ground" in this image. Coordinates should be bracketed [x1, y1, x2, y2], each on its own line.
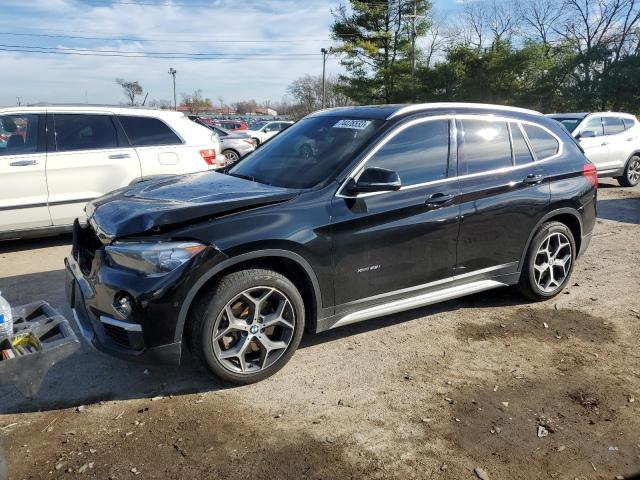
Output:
[474, 466, 490, 480]
[537, 426, 549, 438]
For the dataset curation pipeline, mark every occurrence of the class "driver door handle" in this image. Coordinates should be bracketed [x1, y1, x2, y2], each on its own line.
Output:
[523, 173, 544, 185]
[425, 193, 455, 209]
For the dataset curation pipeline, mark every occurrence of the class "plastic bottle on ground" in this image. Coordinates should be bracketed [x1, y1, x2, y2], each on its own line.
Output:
[0, 291, 13, 341]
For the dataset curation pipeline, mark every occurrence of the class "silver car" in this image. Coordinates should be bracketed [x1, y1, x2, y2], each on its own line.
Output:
[193, 121, 255, 164]
[548, 112, 640, 187]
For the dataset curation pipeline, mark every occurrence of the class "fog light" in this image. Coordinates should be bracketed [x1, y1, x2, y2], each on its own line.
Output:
[114, 292, 134, 318]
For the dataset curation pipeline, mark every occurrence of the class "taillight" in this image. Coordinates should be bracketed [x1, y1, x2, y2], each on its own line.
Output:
[243, 139, 255, 146]
[199, 149, 216, 166]
[583, 163, 598, 189]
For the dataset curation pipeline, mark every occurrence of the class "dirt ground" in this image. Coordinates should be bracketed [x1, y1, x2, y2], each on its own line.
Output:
[1, 179, 639, 480]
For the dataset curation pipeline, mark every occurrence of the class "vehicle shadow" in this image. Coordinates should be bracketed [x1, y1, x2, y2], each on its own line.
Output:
[0, 268, 529, 415]
[597, 198, 640, 225]
[0, 234, 71, 254]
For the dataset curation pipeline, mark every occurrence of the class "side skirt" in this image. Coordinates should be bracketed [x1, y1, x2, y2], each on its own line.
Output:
[317, 275, 517, 332]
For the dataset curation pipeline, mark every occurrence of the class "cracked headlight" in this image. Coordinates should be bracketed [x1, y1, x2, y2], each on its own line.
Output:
[105, 241, 206, 276]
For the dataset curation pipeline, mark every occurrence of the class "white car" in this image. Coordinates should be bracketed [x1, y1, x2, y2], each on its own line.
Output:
[0, 106, 225, 239]
[246, 120, 293, 145]
[547, 112, 640, 187]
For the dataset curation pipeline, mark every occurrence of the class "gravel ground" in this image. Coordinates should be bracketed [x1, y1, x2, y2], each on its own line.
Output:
[0, 179, 639, 480]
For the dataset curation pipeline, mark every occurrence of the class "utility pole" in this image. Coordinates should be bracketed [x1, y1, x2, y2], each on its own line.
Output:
[411, 0, 417, 102]
[16, 97, 21, 106]
[321, 47, 331, 109]
[168, 67, 177, 110]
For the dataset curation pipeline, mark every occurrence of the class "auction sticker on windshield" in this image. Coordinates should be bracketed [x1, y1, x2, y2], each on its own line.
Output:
[333, 119, 371, 130]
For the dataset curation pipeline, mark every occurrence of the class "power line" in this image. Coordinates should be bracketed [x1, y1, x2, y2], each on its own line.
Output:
[0, 45, 342, 61]
[0, 31, 336, 44]
[0, 43, 319, 57]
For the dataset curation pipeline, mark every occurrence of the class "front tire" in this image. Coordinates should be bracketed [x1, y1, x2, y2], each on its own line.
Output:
[617, 155, 640, 187]
[189, 269, 305, 384]
[518, 221, 576, 301]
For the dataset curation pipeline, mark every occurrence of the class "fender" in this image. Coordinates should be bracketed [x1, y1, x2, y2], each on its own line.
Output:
[517, 207, 584, 271]
[173, 248, 323, 343]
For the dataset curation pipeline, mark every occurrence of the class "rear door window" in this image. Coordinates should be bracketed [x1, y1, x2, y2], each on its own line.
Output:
[366, 119, 450, 185]
[623, 118, 635, 130]
[54, 114, 118, 152]
[522, 124, 559, 159]
[603, 117, 626, 135]
[459, 120, 512, 175]
[118, 116, 182, 147]
[0, 114, 40, 156]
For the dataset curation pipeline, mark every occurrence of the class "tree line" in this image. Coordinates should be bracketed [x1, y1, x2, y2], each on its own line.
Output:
[331, 0, 640, 113]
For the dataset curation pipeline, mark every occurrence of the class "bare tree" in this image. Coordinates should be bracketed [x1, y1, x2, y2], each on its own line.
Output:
[459, 0, 521, 49]
[419, 10, 450, 67]
[516, 0, 564, 46]
[287, 74, 352, 119]
[115, 78, 143, 106]
[180, 89, 213, 114]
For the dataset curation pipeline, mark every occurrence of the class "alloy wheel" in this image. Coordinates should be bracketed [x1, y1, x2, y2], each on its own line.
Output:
[628, 158, 640, 184]
[212, 287, 295, 374]
[223, 150, 240, 164]
[533, 232, 572, 293]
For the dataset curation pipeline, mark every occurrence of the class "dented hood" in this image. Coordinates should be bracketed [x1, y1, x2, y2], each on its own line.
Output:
[86, 172, 298, 242]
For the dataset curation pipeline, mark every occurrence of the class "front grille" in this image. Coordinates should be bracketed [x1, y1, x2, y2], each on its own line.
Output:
[103, 323, 131, 348]
[72, 220, 102, 275]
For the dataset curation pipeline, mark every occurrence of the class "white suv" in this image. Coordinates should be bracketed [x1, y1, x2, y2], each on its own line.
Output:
[548, 112, 640, 187]
[246, 120, 294, 145]
[0, 106, 225, 239]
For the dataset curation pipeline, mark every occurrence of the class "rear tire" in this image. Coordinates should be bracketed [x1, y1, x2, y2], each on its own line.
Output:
[617, 155, 640, 187]
[188, 269, 305, 385]
[518, 221, 576, 301]
[222, 149, 240, 165]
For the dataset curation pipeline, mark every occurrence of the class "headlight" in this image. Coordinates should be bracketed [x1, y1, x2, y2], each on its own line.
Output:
[105, 241, 206, 276]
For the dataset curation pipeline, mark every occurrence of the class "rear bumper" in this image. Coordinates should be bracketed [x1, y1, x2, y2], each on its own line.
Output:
[65, 254, 183, 365]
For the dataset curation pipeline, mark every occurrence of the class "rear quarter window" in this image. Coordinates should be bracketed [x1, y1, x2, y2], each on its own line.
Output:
[118, 116, 182, 147]
[522, 124, 559, 160]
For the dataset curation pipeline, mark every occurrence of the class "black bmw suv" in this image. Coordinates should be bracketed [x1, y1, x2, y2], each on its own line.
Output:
[66, 103, 597, 384]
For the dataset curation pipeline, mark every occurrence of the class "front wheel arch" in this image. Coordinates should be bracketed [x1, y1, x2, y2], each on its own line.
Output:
[176, 249, 322, 345]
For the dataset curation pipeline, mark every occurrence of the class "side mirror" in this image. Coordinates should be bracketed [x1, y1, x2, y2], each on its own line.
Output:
[578, 130, 596, 139]
[345, 167, 401, 195]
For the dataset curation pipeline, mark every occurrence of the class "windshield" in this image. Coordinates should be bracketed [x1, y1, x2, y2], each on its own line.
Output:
[550, 117, 582, 133]
[228, 116, 383, 189]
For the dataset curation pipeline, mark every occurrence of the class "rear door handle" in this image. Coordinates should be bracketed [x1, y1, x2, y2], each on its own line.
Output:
[425, 193, 455, 209]
[10, 160, 37, 166]
[523, 173, 544, 185]
[108, 153, 130, 159]
[601, 142, 609, 146]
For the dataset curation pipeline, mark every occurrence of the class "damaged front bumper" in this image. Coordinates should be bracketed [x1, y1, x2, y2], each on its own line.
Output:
[64, 221, 226, 366]
[65, 253, 184, 364]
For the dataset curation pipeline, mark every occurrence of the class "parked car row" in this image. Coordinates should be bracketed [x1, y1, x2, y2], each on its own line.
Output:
[0, 106, 225, 239]
[194, 122, 256, 164]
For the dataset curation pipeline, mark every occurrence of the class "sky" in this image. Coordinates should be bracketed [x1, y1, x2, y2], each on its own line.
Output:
[0, 0, 460, 107]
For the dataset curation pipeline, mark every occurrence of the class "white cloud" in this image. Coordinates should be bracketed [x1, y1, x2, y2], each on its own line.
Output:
[0, 0, 342, 106]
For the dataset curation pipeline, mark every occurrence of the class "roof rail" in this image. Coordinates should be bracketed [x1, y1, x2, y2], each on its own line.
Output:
[387, 102, 542, 119]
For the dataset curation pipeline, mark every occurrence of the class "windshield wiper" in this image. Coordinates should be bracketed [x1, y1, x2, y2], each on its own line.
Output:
[228, 172, 258, 183]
